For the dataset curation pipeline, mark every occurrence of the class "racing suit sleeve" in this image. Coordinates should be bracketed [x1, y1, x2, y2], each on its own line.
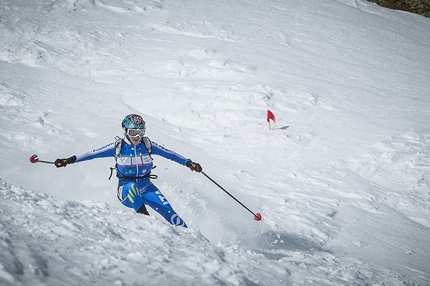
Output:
[150, 141, 191, 166]
[75, 142, 116, 163]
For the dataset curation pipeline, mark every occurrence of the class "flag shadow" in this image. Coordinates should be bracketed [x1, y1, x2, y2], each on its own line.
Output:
[273, 125, 289, 130]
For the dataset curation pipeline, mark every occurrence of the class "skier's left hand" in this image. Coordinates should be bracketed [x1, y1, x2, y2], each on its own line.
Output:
[186, 161, 202, 173]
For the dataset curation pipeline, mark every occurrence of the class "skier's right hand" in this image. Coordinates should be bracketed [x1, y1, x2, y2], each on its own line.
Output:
[54, 156, 77, 168]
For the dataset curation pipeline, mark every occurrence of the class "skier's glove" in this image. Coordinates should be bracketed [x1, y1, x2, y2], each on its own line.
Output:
[55, 156, 77, 168]
[186, 161, 202, 173]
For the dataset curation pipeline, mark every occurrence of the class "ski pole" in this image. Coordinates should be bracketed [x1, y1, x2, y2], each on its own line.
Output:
[29, 154, 55, 165]
[202, 171, 262, 221]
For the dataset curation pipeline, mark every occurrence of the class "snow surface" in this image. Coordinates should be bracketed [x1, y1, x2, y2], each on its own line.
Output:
[1, 0, 430, 285]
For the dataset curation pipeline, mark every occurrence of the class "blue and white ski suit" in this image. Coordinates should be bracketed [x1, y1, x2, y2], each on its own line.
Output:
[75, 138, 190, 227]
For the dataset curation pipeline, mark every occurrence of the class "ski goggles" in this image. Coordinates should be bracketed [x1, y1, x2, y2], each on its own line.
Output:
[126, 128, 145, 137]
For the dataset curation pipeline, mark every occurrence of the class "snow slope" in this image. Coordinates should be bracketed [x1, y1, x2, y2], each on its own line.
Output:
[1, 0, 430, 285]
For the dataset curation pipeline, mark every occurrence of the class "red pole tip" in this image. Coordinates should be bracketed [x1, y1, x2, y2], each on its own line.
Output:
[29, 154, 39, 163]
[254, 213, 262, 221]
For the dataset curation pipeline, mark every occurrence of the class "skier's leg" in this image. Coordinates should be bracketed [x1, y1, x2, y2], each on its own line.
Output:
[141, 183, 188, 227]
[117, 182, 145, 212]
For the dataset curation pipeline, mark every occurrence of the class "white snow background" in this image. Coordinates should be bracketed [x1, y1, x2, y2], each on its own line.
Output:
[1, 0, 430, 285]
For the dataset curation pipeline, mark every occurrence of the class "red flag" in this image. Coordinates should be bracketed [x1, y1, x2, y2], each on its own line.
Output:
[267, 110, 276, 123]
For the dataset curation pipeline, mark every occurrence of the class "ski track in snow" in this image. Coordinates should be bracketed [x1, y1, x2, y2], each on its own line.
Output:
[1, 0, 430, 285]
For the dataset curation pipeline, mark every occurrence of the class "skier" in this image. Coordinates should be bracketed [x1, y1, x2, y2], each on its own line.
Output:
[54, 114, 202, 227]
